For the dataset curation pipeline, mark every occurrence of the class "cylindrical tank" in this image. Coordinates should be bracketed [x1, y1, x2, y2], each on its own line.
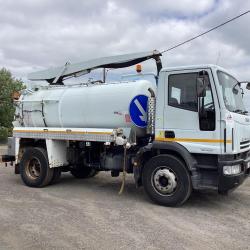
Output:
[16, 80, 156, 137]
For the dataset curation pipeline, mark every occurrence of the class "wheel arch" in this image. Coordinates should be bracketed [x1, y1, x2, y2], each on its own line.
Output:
[18, 138, 68, 168]
[17, 138, 46, 164]
[152, 141, 197, 172]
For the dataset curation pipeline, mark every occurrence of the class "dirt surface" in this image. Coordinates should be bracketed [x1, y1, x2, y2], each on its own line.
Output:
[0, 157, 249, 249]
[0, 145, 7, 159]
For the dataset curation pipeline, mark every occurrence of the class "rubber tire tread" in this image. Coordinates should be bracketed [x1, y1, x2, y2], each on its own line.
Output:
[20, 147, 54, 188]
[142, 154, 192, 207]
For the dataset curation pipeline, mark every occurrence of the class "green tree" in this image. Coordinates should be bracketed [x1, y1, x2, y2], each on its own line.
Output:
[0, 68, 24, 141]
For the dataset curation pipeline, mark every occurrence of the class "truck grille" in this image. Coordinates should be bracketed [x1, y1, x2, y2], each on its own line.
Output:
[240, 140, 250, 150]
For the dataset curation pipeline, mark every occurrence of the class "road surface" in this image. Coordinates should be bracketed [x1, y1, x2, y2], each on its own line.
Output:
[0, 160, 249, 249]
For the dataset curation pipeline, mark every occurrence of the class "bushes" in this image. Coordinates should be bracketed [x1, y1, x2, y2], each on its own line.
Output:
[0, 68, 24, 143]
[0, 127, 8, 144]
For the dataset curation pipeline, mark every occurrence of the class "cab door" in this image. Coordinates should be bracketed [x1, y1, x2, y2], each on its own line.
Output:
[161, 68, 221, 154]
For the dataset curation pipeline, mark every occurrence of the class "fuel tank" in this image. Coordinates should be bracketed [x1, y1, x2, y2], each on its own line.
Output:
[15, 80, 156, 137]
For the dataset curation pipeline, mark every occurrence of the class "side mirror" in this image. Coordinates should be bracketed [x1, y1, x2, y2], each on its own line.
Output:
[232, 85, 239, 95]
[196, 77, 206, 97]
[246, 82, 250, 90]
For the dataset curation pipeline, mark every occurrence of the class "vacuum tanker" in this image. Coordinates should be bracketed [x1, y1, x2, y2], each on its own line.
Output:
[16, 80, 156, 137]
[3, 50, 250, 207]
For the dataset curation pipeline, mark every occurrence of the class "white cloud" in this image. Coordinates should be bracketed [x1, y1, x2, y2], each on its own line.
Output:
[0, 0, 249, 83]
[116, 0, 216, 16]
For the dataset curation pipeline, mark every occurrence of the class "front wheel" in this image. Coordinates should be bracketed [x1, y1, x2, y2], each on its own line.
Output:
[142, 155, 192, 207]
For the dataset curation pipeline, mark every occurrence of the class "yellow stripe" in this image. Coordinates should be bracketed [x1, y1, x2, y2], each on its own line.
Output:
[155, 137, 232, 143]
[13, 129, 113, 135]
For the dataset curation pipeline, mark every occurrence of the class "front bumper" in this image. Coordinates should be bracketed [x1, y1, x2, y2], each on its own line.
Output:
[218, 156, 250, 192]
[192, 152, 250, 192]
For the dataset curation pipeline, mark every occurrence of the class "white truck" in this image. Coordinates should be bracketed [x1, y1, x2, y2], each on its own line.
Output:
[2, 50, 250, 206]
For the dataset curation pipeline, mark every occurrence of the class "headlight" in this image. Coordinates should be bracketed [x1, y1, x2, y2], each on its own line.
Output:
[223, 165, 241, 175]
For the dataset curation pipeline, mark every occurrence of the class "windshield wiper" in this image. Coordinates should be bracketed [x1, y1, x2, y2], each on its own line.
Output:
[234, 109, 243, 114]
[233, 109, 248, 115]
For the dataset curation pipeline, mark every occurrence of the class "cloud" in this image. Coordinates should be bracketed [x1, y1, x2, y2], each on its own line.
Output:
[0, 0, 249, 84]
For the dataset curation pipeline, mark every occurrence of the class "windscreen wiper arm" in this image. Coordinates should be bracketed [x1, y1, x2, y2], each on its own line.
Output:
[234, 109, 243, 114]
[233, 109, 248, 115]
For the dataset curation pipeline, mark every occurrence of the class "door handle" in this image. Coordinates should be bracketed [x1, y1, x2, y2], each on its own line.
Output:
[165, 131, 175, 138]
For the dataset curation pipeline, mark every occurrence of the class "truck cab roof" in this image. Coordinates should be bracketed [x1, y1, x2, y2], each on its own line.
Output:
[161, 64, 229, 73]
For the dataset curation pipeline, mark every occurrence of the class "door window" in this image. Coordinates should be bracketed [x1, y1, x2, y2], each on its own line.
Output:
[168, 73, 198, 112]
[198, 82, 216, 131]
[168, 71, 215, 131]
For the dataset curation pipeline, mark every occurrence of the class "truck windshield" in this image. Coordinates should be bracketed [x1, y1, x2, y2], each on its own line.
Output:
[217, 71, 246, 114]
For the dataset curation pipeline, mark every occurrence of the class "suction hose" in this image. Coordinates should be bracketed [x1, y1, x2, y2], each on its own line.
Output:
[118, 144, 128, 195]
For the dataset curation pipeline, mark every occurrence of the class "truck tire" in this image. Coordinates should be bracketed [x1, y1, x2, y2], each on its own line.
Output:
[50, 167, 61, 185]
[142, 154, 192, 207]
[70, 167, 98, 179]
[20, 147, 54, 187]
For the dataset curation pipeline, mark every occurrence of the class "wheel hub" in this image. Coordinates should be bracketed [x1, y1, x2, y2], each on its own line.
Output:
[153, 168, 177, 195]
[25, 158, 41, 179]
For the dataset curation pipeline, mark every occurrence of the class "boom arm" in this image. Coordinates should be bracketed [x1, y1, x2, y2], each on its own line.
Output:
[28, 50, 162, 84]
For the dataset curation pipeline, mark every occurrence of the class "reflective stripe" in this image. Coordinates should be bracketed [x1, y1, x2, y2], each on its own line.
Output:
[13, 128, 114, 142]
[155, 137, 232, 143]
[13, 129, 112, 135]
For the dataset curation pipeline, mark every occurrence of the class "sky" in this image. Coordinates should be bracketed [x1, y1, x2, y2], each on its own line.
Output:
[0, 0, 250, 87]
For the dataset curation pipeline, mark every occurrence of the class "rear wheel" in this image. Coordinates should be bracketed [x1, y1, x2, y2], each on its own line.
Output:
[142, 154, 192, 207]
[20, 147, 54, 187]
[70, 167, 98, 179]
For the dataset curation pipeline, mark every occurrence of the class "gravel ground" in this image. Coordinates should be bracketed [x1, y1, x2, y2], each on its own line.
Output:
[0, 145, 7, 157]
[0, 147, 249, 250]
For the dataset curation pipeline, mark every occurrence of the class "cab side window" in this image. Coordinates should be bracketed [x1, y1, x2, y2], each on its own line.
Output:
[168, 73, 198, 112]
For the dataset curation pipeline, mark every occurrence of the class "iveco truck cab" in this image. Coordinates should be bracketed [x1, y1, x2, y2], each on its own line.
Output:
[153, 64, 250, 196]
